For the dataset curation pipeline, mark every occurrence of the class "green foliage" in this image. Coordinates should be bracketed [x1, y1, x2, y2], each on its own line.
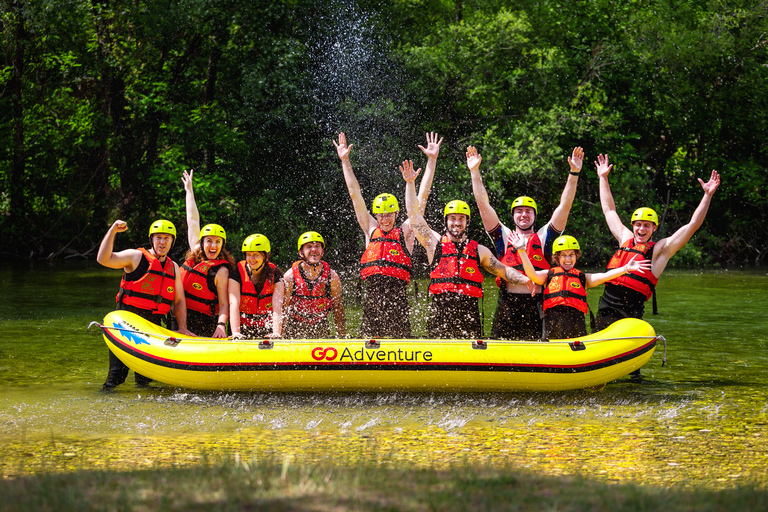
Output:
[0, 0, 766, 266]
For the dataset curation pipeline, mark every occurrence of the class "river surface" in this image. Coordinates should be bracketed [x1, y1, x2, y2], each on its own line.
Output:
[1, 262, 767, 488]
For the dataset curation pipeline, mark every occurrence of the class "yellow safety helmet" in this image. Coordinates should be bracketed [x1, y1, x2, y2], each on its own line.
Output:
[553, 235, 580, 253]
[242, 233, 271, 254]
[148, 219, 177, 238]
[444, 200, 471, 219]
[372, 193, 400, 214]
[631, 207, 658, 226]
[199, 223, 227, 244]
[511, 196, 538, 215]
[297, 231, 325, 252]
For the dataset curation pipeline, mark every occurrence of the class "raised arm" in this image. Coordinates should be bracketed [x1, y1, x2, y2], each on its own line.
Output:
[415, 132, 443, 215]
[330, 271, 346, 338]
[595, 154, 632, 243]
[549, 147, 584, 233]
[401, 160, 440, 260]
[585, 257, 652, 288]
[96, 220, 142, 271]
[334, 132, 378, 236]
[652, 170, 721, 274]
[182, 169, 201, 248]
[466, 146, 502, 232]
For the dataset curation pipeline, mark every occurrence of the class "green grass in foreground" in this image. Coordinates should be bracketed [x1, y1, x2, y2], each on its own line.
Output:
[1, 457, 767, 512]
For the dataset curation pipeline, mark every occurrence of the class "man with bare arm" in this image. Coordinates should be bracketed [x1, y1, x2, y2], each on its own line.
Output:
[467, 146, 584, 339]
[334, 132, 442, 338]
[401, 161, 522, 339]
[594, 154, 721, 330]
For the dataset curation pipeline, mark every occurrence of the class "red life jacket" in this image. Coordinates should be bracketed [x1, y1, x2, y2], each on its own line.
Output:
[360, 226, 412, 283]
[543, 266, 588, 314]
[606, 239, 658, 300]
[288, 260, 333, 324]
[429, 236, 484, 298]
[496, 232, 550, 288]
[181, 257, 230, 316]
[116, 248, 176, 315]
[238, 260, 276, 329]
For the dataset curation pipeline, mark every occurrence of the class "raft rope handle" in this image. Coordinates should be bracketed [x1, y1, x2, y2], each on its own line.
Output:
[657, 335, 667, 367]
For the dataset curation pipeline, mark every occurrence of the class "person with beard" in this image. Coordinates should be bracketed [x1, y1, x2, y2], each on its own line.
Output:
[594, 154, 721, 330]
[228, 234, 284, 339]
[272, 231, 346, 339]
[401, 161, 521, 339]
[97, 219, 193, 389]
[181, 169, 235, 337]
[466, 145, 584, 340]
[511, 233, 650, 340]
[334, 132, 442, 338]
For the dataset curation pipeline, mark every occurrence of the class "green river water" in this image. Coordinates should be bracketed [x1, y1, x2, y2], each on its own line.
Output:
[1, 262, 767, 488]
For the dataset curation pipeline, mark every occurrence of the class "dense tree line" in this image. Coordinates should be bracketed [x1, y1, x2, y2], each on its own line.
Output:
[1, 0, 766, 269]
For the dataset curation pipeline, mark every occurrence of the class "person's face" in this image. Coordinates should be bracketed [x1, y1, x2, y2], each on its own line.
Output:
[446, 213, 468, 239]
[557, 249, 578, 271]
[300, 242, 324, 264]
[375, 211, 398, 231]
[202, 236, 224, 260]
[632, 221, 656, 243]
[151, 234, 174, 257]
[513, 206, 536, 231]
[245, 251, 266, 270]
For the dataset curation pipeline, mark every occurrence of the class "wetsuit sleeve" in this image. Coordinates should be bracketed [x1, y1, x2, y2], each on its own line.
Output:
[538, 222, 562, 261]
[229, 266, 242, 284]
[122, 252, 150, 281]
[486, 222, 511, 259]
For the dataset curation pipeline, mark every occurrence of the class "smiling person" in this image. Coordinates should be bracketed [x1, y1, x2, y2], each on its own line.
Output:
[181, 169, 235, 337]
[97, 219, 192, 390]
[594, 154, 721, 330]
[272, 232, 346, 339]
[401, 161, 521, 339]
[334, 132, 442, 338]
[511, 234, 650, 340]
[467, 145, 584, 340]
[228, 234, 284, 339]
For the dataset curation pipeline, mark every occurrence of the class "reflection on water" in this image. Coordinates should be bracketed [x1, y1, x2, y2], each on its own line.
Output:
[1, 262, 767, 487]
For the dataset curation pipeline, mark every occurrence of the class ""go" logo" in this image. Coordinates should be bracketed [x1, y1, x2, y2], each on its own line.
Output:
[311, 347, 338, 361]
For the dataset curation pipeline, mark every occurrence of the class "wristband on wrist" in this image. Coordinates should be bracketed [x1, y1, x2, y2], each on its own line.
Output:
[569, 171, 580, 176]
[217, 322, 226, 327]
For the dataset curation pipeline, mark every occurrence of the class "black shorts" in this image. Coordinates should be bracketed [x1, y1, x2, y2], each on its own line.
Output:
[543, 305, 586, 340]
[491, 288, 543, 340]
[186, 309, 217, 337]
[427, 293, 481, 339]
[596, 283, 646, 331]
[360, 275, 412, 338]
[283, 317, 331, 339]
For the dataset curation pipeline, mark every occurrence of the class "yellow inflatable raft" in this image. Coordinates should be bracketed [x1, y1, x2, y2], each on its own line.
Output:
[98, 310, 660, 392]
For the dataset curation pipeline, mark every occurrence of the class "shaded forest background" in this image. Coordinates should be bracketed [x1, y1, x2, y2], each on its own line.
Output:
[1, 0, 766, 273]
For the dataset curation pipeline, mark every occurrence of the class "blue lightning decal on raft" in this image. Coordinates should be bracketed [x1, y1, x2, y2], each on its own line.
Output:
[113, 322, 149, 345]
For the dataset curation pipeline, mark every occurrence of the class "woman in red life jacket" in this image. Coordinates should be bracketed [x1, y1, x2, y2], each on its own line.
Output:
[272, 231, 346, 339]
[510, 233, 650, 340]
[181, 169, 235, 337]
[96, 219, 193, 390]
[334, 131, 442, 338]
[228, 234, 284, 339]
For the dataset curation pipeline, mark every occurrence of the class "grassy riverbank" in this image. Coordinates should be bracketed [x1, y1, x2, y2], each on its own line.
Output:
[2, 457, 767, 512]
